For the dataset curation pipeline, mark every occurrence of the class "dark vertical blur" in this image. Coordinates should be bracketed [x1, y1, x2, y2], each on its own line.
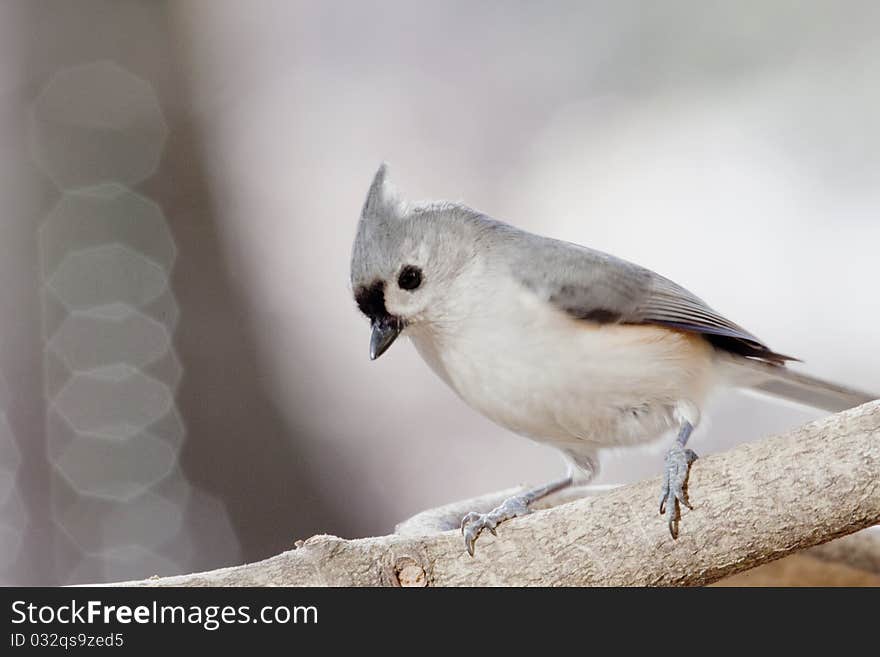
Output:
[0, 0, 53, 585]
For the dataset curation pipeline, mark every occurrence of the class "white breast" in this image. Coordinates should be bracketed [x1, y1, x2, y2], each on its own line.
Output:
[407, 275, 716, 452]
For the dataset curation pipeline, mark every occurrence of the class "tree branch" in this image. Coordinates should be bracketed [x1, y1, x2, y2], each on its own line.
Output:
[114, 400, 880, 586]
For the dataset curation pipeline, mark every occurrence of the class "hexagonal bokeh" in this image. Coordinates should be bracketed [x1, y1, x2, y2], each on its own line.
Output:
[39, 186, 176, 279]
[143, 289, 180, 331]
[47, 307, 172, 371]
[51, 366, 174, 438]
[53, 431, 177, 502]
[29, 60, 214, 586]
[30, 61, 167, 189]
[55, 490, 184, 555]
[100, 492, 184, 549]
[144, 409, 186, 449]
[46, 244, 169, 311]
[47, 399, 185, 459]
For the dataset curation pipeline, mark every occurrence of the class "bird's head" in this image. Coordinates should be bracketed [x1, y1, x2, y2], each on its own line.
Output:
[350, 164, 483, 359]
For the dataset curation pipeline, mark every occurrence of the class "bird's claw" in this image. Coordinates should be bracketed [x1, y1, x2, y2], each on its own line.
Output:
[659, 444, 698, 539]
[460, 494, 532, 556]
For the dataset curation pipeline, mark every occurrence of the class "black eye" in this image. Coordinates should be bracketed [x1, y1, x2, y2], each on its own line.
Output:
[397, 265, 423, 291]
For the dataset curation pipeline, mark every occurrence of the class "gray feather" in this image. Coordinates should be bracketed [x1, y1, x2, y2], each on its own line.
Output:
[717, 355, 875, 412]
[502, 230, 792, 364]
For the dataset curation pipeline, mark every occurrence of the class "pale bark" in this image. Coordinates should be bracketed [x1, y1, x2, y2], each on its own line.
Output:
[111, 400, 880, 587]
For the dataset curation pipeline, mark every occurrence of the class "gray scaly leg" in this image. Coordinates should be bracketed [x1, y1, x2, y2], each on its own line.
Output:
[460, 474, 574, 557]
[659, 420, 698, 538]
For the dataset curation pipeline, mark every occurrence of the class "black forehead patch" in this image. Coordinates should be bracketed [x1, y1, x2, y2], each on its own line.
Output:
[354, 280, 389, 321]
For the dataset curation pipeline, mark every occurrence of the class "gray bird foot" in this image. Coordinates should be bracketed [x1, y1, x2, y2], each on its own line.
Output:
[460, 494, 532, 557]
[659, 444, 698, 539]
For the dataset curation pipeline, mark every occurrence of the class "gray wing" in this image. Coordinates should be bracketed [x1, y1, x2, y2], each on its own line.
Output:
[508, 233, 793, 365]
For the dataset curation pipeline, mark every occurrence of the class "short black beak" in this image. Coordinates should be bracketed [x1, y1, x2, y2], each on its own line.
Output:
[369, 317, 403, 360]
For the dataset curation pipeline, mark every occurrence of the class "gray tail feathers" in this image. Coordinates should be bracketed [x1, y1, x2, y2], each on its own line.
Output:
[718, 355, 876, 413]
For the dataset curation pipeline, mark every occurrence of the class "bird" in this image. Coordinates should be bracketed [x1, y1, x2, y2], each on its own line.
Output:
[349, 163, 875, 556]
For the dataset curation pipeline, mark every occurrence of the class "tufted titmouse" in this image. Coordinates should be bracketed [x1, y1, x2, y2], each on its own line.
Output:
[350, 163, 875, 555]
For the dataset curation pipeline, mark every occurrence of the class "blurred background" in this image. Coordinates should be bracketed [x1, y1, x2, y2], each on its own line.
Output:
[0, 0, 878, 585]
